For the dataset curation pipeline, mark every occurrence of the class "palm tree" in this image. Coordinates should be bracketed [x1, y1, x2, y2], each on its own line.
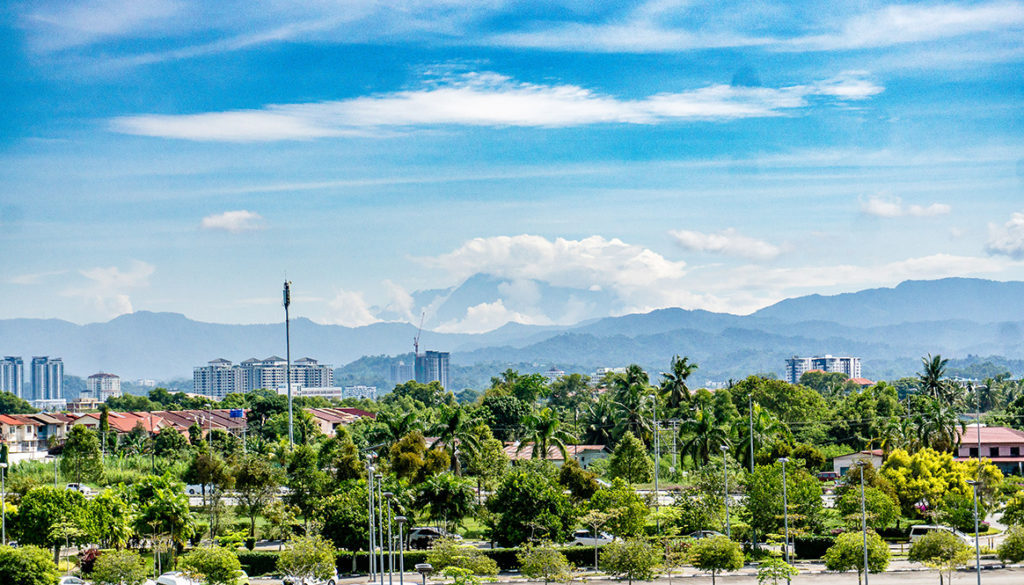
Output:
[372, 410, 422, 451]
[430, 405, 480, 475]
[877, 415, 919, 454]
[660, 355, 698, 412]
[517, 407, 576, 460]
[919, 354, 949, 399]
[735, 402, 789, 469]
[680, 406, 730, 467]
[613, 365, 655, 445]
[583, 395, 616, 446]
[915, 398, 966, 452]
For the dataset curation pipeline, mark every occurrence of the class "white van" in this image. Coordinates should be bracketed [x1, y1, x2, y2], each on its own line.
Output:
[908, 525, 973, 545]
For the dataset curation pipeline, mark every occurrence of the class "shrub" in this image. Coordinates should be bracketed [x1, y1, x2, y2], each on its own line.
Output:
[180, 546, 242, 585]
[517, 542, 572, 585]
[998, 525, 1024, 564]
[908, 530, 971, 585]
[0, 545, 61, 585]
[90, 549, 148, 585]
[601, 538, 660, 585]
[426, 537, 498, 576]
[689, 536, 743, 585]
[793, 535, 834, 559]
[757, 558, 798, 585]
[237, 551, 279, 576]
[278, 536, 336, 583]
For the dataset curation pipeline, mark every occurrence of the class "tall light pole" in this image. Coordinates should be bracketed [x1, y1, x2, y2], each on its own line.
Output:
[384, 492, 395, 585]
[857, 460, 870, 585]
[967, 479, 981, 585]
[396, 515, 407, 585]
[749, 395, 757, 550]
[0, 461, 7, 545]
[376, 473, 385, 585]
[720, 444, 730, 538]
[367, 459, 376, 581]
[778, 456, 791, 582]
[283, 281, 294, 448]
[650, 393, 660, 532]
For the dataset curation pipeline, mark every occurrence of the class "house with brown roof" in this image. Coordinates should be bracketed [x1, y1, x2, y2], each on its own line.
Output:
[957, 425, 1024, 474]
[306, 407, 375, 436]
[503, 442, 610, 469]
[0, 414, 42, 453]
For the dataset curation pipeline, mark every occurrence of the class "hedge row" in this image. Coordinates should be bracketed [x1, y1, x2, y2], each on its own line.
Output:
[335, 546, 601, 574]
[793, 535, 834, 559]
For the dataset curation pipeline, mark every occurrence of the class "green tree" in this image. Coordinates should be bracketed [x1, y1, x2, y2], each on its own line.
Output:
[690, 535, 743, 585]
[154, 427, 190, 457]
[729, 376, 829, 444]
[0, 545, 61, 585]
[680, 405, 730, 468]
[919, 354, 951, 400]
[517, 541, 572, 585]
[908, 530, 971, 585]
[430, 405, 480, 475]
[426, 537, 499, 576]
[824, 531, 889, 585]
[837, 486, 900, 530]
[180, 546, 242, 585]
[549, 373, 592, 410]
[558, 458, 598, 502]
[880, 448, 971, 515]
[126, 476, 196, 569]
[390, 430, 428, 482]
[518, 407, 575, 461]
[324, 426, 365, 481]
[464, 424, 509, 497]
[487, 466, 575, 546]
[61, 424, 102, 483]
[589, 478, 649, 537]
[286, 444, 327, 530]
[997, 525, 1024, 563]
[417, 472, 477, 532]
[277, 535, 337, 583]
[0, 391, 34, 415]
[672, 486, 724, 534]
[481, 394, 531, 441]
[318, 482, 369, 552]
[1001, 490, 1024, 526]
[600, 538, 660, 585]
[607, 431, 653, 484]
[91, 549, 149, 585]
[744, 462, 823, 537]
[757, 558, 798, 585]
[13, 486, 87, 562]
[661, 355, 698, 411]
[233, 454, 283, 541]
[84, 489, 135, 549]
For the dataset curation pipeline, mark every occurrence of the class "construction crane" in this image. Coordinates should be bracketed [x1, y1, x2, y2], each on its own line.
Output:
[413, 311, 425, 356]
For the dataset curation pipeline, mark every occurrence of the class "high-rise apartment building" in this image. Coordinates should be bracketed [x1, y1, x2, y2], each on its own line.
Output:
[1, 356, 24, 398]
[86, 372, 122, 401]
[785, 355, 862, 385]
[387, 361, 414, 388]
[415, 350, 450, 390]
[194, 356, 334, 399]
[31, 356, 64, 408]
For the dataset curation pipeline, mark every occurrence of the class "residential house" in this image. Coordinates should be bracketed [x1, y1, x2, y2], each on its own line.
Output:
[503, 442, 610, 469]
[832, 449, 884, 476]
[957, 425, 1024, 475]
[0, 414, 41, 453]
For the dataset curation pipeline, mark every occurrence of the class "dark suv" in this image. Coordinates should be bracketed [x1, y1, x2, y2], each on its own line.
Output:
[406, 527, 461, 549]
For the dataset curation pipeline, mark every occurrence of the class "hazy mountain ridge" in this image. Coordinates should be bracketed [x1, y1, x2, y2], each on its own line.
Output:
[2, 277, 1024, 382]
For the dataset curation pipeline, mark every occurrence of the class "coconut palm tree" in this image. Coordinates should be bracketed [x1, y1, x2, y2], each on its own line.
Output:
[915, 398, 966, 452]
[735, 402, 789, 469]
[583, 395, 617, 446]
[680, 406, 730, 468]
[430, 405, 480, 475]
[919, 354, 949, 399]
[660, 355, 698, 412]
[371, 410, 422, 451]
[613, 365, 655, 445]
[517, 407, 576, 460]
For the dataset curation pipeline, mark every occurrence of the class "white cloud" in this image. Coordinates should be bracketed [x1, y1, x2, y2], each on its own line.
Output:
[861, 195, 951, 218]
[63, 260, 155, 319]
[670, 228, 781, 260]
[111, 71, 883, 141]
[8, 270, 67, 285]
[200, 210, 264, 232]
[380, 279, 416, 322]
[419, 234, 688, 290]
[325, 289, 380, 327]
[985, 211, 1024, 260]
[434, 299, 546, 334]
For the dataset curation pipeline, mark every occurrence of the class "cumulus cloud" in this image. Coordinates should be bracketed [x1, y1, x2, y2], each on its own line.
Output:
[985, 211, 1024, 260]
[861, 195, 951, 218]
[111, 71, 883, 142]
[325, 289, 379, 327]
[200, 210, 264, 232]
[419, 234, 687, 290]
[670, 228, 781, 260]
[434, 299, 545, 334]
[62, 260, 155, 318]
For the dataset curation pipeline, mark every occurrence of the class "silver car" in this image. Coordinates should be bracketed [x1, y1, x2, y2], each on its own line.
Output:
[569, 529, 616, 545]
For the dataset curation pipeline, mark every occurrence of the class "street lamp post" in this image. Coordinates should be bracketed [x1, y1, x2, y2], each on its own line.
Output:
[720, 444, 730, 538]
[0, 462, 7, 545]
[384, 492, 395, 585]
[967, 479, 982, 585]
[396, 516, 407, 585]
[367, 460, 376, 581]
[778, 456, 791, 582]
[376, 474, 385, 585]
[857, 460, 870, 585]
[283, 281, 294, 448]
[649, 394, 660, 532]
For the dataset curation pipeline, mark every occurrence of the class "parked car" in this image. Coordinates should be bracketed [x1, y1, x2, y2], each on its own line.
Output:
[687, 530, 724, 540]
[569, 529, 616, 546]
[231, 569, 249, 585]
[817, 471, 840, 482]
[156, 571, 200, 585]
[406, 527, 461, 549]
[283, 568, 338, 585]
[65, 483, 94, 496]
[58, 577, 87, 585]
[184, 484, 209, 496]
[908, 525, 973, 545]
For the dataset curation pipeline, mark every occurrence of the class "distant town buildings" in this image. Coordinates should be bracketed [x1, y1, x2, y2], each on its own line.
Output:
[86, 372, 122, 401]
[544, 367, 565, 382]
[1, 356, 24, 398]
[785, 355, 862, 385]
[415, 350, 450, 389]
[30, 356, 65, 410]
[193, 356, 335, 399]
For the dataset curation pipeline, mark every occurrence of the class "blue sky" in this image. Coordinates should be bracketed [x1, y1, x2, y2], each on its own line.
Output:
[1, 0, 1023, 332]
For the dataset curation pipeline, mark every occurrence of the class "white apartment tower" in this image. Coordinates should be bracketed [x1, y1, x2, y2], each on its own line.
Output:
[86, 372, 122, 401]
[415, 350, 450, 390]
[1, 356, 24, 398]
[786, 355, 862, 385]
[194, 356, 334, 399]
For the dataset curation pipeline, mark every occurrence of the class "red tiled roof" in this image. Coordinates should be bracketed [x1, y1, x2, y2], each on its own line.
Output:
[503, 442, 608, 461]
[958, 426, 1024, 445]
[0, 414, 39, 426]
[849, 377, 874, 386]
[337, 407, 376, 419]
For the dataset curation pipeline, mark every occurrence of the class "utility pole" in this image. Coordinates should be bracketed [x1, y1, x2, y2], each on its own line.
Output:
[284, 281, 293, 448]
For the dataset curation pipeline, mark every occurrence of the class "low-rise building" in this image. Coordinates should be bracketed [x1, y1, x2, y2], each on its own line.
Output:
[956, 425, 1024, 475]
[503, 443, 610, 469]
[832, 449, 884, 476]
[0, 414, 41, 453]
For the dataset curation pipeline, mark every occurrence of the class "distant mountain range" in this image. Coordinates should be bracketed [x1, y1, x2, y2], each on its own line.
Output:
[2, 277, 1024, 386]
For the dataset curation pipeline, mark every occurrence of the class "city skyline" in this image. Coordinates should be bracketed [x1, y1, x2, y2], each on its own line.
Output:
[1, 1, 1022, 333]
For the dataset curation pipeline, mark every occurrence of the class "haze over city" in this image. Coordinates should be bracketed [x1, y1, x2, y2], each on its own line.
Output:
[1, 1, 1022, 334]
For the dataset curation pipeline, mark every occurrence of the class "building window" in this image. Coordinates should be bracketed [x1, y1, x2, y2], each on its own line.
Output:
[1012, 447, 1020, 456]
[969, 447, 979, 457]
[990, 447, 1000, 457]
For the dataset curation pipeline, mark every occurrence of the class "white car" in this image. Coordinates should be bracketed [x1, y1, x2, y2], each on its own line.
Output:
[58, 577, 87, 585]
[156, 571, 200, 585]
[908, 525, 974, 545]
[65, 483, 94, 496]
[569, 529, 616, 546]
[184, 484, 209, 496]
[282, 569, 338, 585]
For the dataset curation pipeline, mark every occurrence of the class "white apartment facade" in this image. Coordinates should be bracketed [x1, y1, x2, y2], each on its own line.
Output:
[86, 372, 122, 400]
[194, 356, 334, 399]
[786, 355, 862, 385]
